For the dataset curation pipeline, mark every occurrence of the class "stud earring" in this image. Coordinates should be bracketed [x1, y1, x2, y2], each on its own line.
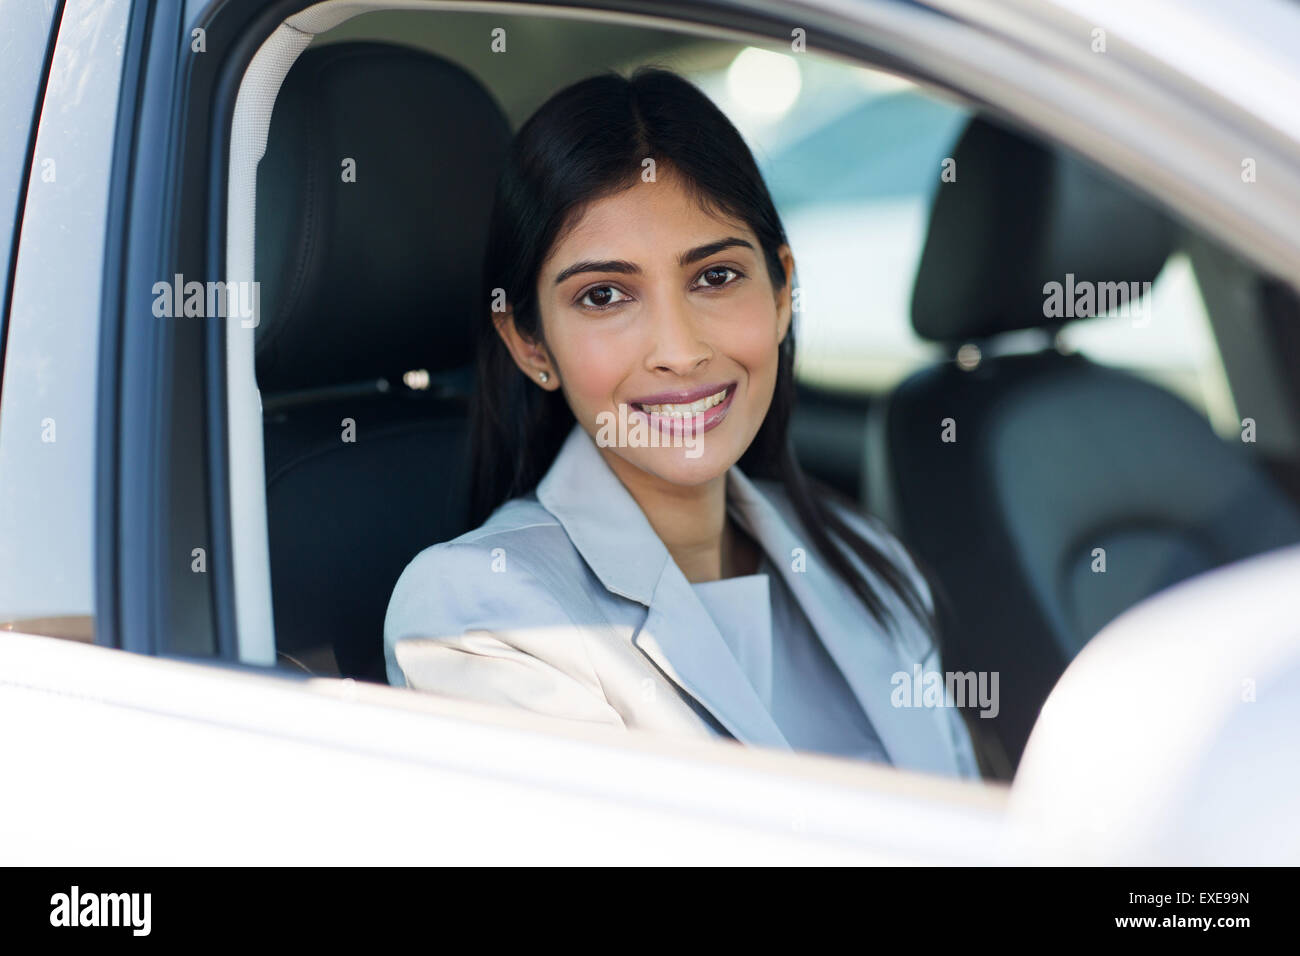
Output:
[538, 371, 550, 383]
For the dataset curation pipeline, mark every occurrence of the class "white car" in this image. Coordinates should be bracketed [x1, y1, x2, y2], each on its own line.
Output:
[1, 0, 1297, 866]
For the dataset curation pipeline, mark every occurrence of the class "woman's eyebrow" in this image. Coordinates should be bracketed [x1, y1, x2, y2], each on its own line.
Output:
[679, 237, 754, 266]
[551, 237, 753, 285]
[553, 259, 640, 285]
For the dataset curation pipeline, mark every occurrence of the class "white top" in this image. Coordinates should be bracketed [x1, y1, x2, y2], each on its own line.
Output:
[690, 546, 892, 766]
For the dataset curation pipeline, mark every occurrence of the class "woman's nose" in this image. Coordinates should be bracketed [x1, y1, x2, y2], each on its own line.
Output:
[645, 295, 711, 374]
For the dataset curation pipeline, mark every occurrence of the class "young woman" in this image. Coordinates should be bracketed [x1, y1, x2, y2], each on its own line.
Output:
[385, 68, 979, 779]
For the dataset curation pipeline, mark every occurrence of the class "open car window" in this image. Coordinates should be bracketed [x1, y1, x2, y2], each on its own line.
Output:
[222, 6, 1300, 788]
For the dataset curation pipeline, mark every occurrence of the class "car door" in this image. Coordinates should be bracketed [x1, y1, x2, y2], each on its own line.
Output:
[0, 0, 1014, 865]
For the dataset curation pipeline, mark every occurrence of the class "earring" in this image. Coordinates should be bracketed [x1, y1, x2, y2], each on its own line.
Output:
[538, 371, 550, 383]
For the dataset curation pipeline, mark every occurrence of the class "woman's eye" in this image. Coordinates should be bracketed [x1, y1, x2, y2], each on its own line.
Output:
[579, 285, 631, 309]
[694, 266, 741, 289]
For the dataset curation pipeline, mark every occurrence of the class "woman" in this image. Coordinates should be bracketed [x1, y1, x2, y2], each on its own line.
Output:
[385, 67, 980, 779]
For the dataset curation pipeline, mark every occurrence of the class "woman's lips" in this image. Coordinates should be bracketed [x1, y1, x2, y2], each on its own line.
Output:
[629, 381, 736, 407]
[626, 383, 737, 438]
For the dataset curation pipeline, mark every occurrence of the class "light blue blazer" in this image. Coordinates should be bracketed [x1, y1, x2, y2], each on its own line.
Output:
[385, 423, 980, 779]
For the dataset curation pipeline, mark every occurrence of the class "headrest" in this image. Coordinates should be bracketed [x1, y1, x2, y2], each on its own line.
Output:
[255, 43, 511, 392]
[911, 117, 1176, 342]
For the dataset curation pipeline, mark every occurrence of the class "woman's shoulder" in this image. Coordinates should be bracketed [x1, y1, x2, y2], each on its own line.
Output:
[448, 493, 564, 546]
[384, 493, 579, 642]
[391, 494, 567, 582]
[400, 494, 565, 566]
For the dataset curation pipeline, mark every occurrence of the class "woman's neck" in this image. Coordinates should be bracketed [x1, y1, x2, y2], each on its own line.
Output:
[597, 448, 759, 582]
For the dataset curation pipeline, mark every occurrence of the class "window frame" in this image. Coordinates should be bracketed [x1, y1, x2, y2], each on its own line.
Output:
[98, 0, 223, 657]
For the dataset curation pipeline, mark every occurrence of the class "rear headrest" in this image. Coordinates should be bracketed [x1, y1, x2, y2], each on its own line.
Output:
[255, 43, 511, 392]
[911, 117, 1176, 343]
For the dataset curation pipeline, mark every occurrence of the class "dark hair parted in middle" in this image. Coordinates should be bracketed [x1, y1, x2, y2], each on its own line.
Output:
[469, 66, 940, 643]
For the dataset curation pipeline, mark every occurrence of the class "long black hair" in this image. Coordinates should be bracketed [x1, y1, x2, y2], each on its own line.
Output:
[469, 67, 937, 641]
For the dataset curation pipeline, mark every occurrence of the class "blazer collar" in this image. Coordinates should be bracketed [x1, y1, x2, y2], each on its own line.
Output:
[536, 423, 668, 607]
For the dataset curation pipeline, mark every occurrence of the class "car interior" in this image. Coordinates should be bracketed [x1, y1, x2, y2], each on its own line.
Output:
[247, 9, 1300, 777]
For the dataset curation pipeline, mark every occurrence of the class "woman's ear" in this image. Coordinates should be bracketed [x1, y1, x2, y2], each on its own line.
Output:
[493, 308, 559, 389]
[775, 244, 796, 343]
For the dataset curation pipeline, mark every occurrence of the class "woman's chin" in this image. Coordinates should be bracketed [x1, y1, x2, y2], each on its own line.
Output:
[620, 442, 739, 487]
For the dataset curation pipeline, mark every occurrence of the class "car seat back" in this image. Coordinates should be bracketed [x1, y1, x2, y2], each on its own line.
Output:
[882, 117, 1300, 766]
[255, 42, 511, 680]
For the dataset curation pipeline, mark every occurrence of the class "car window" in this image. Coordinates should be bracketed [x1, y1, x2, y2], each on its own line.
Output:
[0, 0, 131, 640]
[232, 6, 1299, 792]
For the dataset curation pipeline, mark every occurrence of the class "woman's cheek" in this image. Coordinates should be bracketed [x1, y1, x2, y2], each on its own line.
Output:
[565, 354, 626, 423]
[730, 307, 783, 372]
[546, 324, 612, 410]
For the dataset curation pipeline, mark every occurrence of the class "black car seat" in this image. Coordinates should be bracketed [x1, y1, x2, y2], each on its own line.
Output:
[875, 116, 1300, 769]
[254, 43, 511, 682]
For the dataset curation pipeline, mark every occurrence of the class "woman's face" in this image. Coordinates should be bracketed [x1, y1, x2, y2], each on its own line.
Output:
[504, 168, 794, 488]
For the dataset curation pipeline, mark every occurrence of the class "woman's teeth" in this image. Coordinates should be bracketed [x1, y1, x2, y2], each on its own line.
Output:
[637, 387, 729, 417]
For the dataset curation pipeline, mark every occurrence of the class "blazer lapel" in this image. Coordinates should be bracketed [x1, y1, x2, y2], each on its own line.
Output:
[536, 424, 791, 750]
[632, 559, 791, 749]
[726, 468, 963, 777]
